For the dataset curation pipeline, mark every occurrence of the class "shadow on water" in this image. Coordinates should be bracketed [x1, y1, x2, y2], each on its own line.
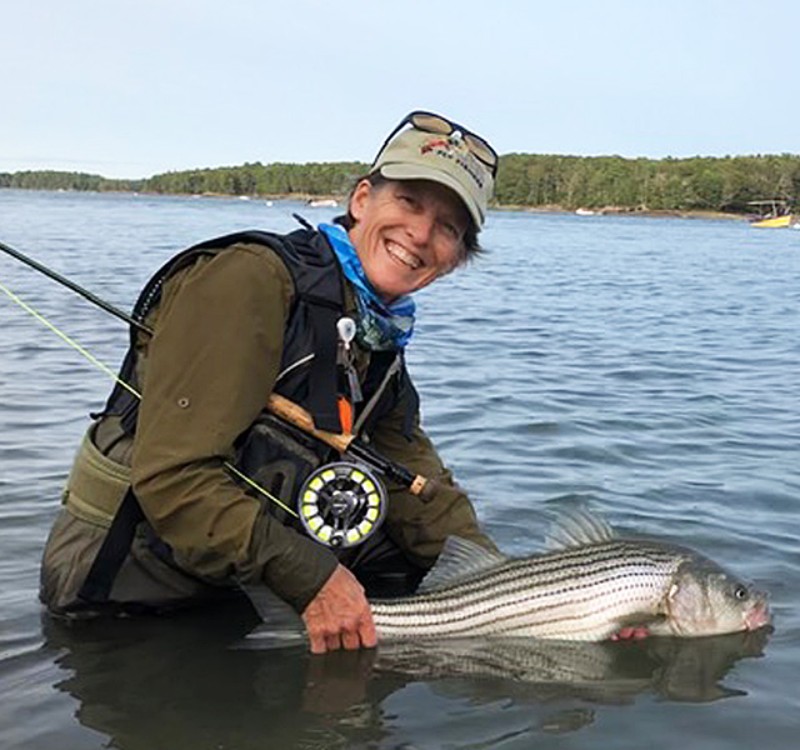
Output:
[41, 602, 771, 749]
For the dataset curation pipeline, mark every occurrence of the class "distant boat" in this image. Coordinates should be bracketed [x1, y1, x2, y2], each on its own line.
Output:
[748, 199, 795, 228]
[575, 208, 596, 216]
[307, 198, 338, 208]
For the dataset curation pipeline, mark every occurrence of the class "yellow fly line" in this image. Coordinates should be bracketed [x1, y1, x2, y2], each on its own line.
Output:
[0, 278, 142, 400]
[0, 278, 298, 518]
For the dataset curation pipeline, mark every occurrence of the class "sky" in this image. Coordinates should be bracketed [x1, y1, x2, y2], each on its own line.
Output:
[2, 0, 798, 179]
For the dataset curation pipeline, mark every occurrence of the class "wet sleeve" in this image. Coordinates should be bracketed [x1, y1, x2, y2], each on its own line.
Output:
[130, 244, 337, 612]
[367, 396, 497, 568]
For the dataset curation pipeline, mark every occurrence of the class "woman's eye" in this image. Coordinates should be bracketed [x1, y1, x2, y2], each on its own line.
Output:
[442, 222, 459, 239]
[398, 194, 418, 208]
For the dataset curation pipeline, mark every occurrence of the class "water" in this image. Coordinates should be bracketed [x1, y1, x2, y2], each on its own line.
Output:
[1, 189, 798, 749]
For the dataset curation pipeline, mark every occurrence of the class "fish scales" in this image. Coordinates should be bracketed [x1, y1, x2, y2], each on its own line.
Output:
[374, 565, 675, 629]
[375, 542, 680, 613]
[371, 541, 686, 640]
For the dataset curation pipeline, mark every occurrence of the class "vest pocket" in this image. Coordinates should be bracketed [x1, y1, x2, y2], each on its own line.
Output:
[63, 429, 131, 528]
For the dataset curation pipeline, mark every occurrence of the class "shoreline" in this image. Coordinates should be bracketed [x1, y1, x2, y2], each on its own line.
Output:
[494, 202, 747, 222]
[2, 186, 750, 222]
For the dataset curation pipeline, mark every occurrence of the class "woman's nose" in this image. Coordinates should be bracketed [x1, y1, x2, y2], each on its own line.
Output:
[405, 210, 435, 245]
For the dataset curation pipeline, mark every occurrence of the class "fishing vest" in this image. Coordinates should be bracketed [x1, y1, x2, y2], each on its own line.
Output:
[78, 226, 419, 603]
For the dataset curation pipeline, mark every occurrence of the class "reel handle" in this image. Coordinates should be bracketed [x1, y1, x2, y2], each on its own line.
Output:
[266, 393, 437, 501]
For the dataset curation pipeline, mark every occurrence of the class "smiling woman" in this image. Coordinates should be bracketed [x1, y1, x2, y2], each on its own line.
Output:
[39, 110, 501, 655]
[348, 179, 470, 301]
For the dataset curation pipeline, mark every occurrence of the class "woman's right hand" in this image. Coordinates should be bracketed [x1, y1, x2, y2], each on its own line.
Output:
[301, 564, 378, 654]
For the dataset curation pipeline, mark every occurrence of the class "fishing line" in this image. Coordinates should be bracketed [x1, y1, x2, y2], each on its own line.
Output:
[0, 278, 142, 400]
[0, 276, 298, 518]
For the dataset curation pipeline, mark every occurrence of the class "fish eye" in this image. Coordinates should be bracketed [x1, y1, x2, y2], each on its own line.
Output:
[732, 584, 749, 601]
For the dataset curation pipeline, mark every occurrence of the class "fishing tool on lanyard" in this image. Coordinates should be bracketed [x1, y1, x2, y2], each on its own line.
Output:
[0, 239, 440, 548]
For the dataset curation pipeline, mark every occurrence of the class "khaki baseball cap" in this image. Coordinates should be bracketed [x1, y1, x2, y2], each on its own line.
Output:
[371, 127, 495, 228]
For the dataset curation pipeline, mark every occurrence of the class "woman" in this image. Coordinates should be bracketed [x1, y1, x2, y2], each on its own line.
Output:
[40, 111, 499, 653]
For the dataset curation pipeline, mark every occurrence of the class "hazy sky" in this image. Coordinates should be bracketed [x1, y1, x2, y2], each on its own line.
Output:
[2, 0, 798, 179]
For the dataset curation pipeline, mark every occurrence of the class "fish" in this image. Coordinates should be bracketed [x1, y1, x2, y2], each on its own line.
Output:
[246, 507, 771, 647]
[369, 507, 771, 641]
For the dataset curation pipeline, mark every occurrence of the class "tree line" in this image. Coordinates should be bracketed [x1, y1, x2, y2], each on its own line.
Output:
[494, 153, 800, 213]
[2, 153, 798, 215]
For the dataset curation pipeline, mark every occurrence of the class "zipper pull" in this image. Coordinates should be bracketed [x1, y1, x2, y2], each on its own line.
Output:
[337, 316, 357, 353]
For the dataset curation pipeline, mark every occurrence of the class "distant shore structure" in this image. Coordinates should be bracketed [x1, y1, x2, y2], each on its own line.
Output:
[306, 198, 338, 208]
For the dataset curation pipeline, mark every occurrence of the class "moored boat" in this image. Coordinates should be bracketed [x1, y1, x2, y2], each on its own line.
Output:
[748, 199, 795, 228]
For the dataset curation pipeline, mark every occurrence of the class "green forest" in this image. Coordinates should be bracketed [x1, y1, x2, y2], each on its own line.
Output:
[2, 153, 798, 216]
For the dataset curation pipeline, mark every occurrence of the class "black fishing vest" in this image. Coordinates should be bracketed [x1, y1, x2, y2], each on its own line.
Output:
[78, 227, 419, 604]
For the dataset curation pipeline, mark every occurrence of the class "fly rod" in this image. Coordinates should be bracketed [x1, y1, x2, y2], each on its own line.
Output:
[0, 239, 151, 334]
[0, 239, 438, 501]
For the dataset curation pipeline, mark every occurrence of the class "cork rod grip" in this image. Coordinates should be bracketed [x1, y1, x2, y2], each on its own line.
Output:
[266, 393, 354, 453]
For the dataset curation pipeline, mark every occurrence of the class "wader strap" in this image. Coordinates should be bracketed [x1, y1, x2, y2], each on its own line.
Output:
[77, 487, 144, 603]
[305, 298, 342, 433]
[353, 352, 402, 435]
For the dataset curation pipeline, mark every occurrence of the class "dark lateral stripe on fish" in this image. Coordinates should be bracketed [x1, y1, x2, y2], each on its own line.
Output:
[373, 551, 679, 615]
[373, 566, 667, 620]
[372, 571, 664, 632]
[375, 584, 660, 637]
[411, 541, 682, 596]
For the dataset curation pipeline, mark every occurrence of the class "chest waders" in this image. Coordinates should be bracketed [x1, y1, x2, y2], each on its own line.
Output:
[77, 227, 418, 605]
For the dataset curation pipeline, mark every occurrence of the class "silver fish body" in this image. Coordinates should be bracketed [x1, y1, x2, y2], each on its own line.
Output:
[370, 512, 770, 642]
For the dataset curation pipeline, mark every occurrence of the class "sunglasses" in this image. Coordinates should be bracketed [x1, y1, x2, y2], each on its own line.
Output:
[374, 110, 498, 178]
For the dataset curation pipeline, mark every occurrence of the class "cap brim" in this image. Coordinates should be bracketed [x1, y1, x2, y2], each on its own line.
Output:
[377, 162, 484, 228]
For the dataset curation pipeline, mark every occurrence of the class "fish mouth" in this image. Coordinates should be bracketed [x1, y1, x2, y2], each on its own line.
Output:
[744, 599, 771, 631]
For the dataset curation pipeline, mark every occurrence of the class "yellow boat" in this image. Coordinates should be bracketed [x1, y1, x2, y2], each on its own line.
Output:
[748, 199, 794, 228]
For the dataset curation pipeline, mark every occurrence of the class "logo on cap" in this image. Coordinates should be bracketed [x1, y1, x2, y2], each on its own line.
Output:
[419, 134, 486, 189]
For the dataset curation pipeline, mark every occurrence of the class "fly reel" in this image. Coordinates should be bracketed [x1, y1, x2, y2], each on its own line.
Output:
[297, 462, 387, 548]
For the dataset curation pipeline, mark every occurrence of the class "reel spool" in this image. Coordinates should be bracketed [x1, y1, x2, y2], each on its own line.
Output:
[298, 462, 387, 548]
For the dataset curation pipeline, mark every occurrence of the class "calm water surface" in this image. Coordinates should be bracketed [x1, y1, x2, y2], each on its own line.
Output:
[1, 190, 798, 749]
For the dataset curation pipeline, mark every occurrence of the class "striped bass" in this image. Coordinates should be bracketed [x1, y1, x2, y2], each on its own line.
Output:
[246, 508, 770, 648]
[370, 508, 770, 641]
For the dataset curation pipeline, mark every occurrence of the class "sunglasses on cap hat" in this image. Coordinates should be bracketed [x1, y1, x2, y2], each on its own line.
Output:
[373, 111, 498, 178]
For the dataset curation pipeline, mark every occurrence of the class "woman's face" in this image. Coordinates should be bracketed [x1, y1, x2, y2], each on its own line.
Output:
[347, 179, 469, 302]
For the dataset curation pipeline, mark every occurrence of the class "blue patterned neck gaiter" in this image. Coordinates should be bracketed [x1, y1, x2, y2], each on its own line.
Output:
[319, 223, 415, 351]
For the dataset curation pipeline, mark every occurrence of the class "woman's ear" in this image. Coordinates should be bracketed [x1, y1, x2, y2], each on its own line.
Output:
[348, 179, 373, 223]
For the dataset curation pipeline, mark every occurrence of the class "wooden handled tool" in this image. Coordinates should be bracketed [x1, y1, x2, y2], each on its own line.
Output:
[266, 393, 436, 500]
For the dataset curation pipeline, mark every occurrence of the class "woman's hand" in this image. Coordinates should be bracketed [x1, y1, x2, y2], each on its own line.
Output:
[301, 564, 378, 654]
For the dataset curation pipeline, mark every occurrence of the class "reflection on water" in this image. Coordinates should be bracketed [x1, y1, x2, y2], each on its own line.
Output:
[41, 602, 771, 749]
[372, 629, 770, 706]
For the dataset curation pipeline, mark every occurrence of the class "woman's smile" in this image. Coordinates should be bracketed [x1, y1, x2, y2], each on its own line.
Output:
[385, 239, 423, 271]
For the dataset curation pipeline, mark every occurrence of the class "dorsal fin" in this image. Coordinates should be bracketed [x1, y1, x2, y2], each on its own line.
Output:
[545, 505, 616, 550]
[417, 536, 508, 593]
